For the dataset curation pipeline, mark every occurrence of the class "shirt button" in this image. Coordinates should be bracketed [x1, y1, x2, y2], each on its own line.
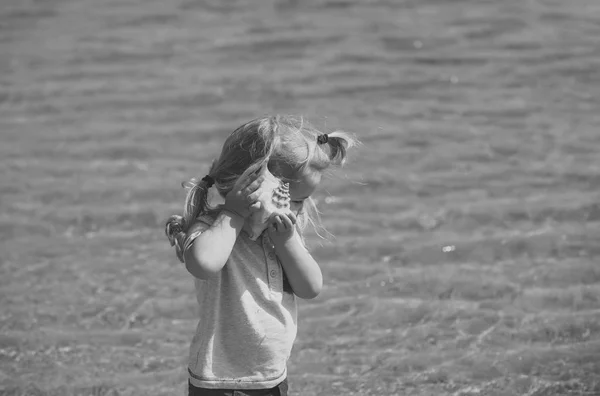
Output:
[268, 252, 276, 260]
[270, 270, 277, 278]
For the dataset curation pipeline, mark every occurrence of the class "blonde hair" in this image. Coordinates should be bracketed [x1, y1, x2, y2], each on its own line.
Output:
[165, 115, 358, 262]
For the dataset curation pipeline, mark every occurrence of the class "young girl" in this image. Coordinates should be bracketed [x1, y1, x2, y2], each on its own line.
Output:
[165, 115, 357, 396]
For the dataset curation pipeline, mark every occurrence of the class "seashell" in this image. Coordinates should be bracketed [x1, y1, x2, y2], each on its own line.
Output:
[243, 167, 292, 240]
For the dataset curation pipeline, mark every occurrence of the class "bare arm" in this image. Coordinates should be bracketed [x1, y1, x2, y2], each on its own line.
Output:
[269, 215, 323, 299]
[184, 163, 267, 279]
[183, 210, 244, 279]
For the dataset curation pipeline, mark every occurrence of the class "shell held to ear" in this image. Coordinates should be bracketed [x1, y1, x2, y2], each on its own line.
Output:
[242, 168, 293, 240]
[272, 181, 290, 210]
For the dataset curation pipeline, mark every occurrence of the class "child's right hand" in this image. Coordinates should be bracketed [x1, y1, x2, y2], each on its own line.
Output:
[223, 163, 266, 218]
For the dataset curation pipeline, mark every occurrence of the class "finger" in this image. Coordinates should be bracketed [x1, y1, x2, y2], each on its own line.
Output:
[244, 180, 265, 199]
[246, 191, 260, 203]
[234, 165, 262, 191]
[274, 216, 284, 231]
[280, 214, 293, 230]
[254, 162, 268, 176]
[268, 217, 278, 232]
[235, 174, 255, 192]
[241, 162, 267, 185]
[287, 212, 297, 225]
[241, 162, 262, 178]
[249, 201, 262, 212]
[241, 170, 267, 193]
[248, 161, 266, 177]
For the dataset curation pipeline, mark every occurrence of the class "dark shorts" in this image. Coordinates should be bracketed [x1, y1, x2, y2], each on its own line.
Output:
[188, 378, 288, 396]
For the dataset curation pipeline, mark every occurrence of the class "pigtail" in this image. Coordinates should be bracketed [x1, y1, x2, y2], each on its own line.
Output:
[165, 215, 187, 263]
[321, 130, 359, 167]
[165, 176, 213, 263]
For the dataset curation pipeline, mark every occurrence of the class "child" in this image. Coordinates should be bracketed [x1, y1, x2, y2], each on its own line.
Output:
[165, 115, 358, 396]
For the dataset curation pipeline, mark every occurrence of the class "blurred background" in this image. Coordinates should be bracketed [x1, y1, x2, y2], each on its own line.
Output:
[1, 0, 600, 395]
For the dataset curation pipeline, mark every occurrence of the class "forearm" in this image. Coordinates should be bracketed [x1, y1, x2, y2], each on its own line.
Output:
[274, 234, 323, 299]
[184, 210, 244, 279]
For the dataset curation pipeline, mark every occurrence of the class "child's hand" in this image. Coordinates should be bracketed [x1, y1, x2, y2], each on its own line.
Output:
[267, 212, 297, 244]
[224, 163, 266, 218]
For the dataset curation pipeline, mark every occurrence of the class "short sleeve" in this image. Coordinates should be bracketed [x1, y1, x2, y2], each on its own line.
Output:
[182, 216, 213, 254]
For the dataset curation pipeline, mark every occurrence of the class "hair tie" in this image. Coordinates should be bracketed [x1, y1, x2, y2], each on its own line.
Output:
[317, 134, 329, 145]
[201, 175, 215, 188]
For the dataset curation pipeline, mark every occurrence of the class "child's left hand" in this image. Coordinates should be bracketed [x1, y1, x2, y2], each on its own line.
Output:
[267, 212, 297, 244]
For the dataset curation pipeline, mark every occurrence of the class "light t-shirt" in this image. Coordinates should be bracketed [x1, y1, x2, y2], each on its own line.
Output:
[184, 214, 297, 390]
